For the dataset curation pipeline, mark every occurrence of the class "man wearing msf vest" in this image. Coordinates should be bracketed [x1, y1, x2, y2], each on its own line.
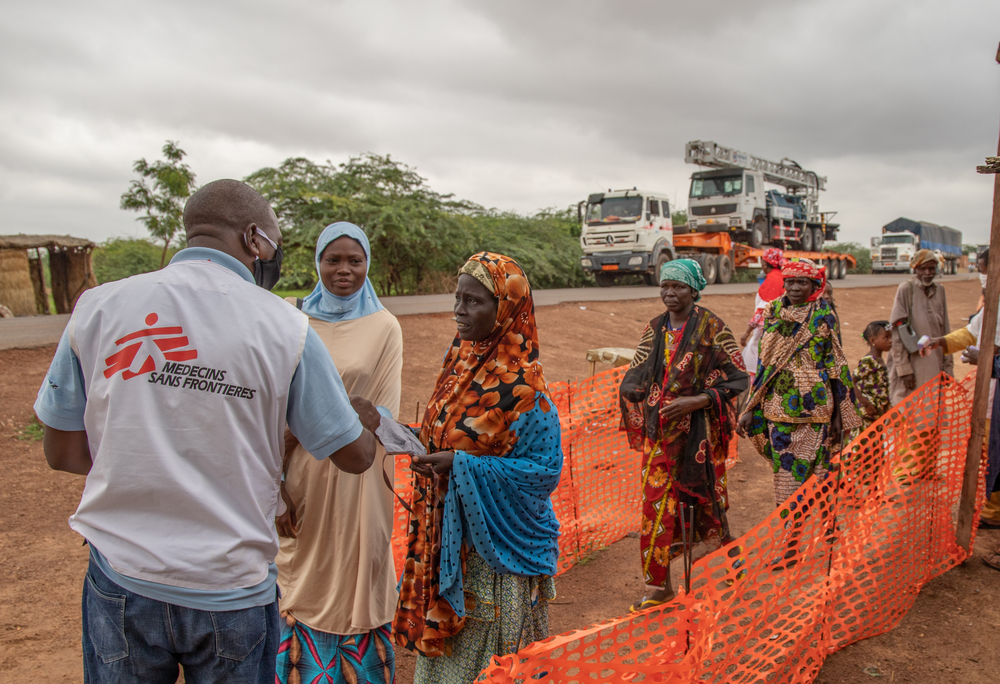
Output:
[33, 179, 377, 683]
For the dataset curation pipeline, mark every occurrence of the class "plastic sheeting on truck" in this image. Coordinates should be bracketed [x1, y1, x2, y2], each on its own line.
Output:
[883, 217, 962, 256]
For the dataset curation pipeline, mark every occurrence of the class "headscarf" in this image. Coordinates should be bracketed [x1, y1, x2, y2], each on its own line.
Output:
[659, 258, 708, 300]
[762, 247, 784, 268]
[299, 222, 385, 323]
[910, 249, 938, 269]
[421, 252, 550, 452]
[781, 257, 826, 303]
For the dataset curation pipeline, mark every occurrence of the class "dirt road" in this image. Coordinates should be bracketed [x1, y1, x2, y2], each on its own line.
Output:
[2, 278, 997, 684]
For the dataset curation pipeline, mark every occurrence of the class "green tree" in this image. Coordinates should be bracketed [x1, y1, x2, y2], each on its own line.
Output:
[246, 154, 476, 294]
[825, 242, 872, 274]
[93, 237, 180, 284]
[120, 141, 197, 267]
[671, 210, 688, 228]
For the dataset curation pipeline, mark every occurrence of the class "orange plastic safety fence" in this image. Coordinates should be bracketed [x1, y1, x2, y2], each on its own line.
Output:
[389, 366, 737, 578]
[458, 372, 985, 684]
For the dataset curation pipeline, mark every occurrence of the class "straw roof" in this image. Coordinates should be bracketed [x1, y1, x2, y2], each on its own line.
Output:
[0, 248, 39, 315]
[0, 234, 95, 250]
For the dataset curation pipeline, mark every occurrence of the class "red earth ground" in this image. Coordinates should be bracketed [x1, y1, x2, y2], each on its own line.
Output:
[1, 279, 997, 684]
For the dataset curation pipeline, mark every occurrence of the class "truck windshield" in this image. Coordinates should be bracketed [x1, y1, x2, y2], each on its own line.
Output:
[586, 197, 643, 224]
[881, 235, 915, 245]
[690, 175, 743, 198]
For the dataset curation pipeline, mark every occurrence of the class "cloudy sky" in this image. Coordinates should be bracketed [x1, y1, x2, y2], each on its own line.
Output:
[2, 0, 998, 247]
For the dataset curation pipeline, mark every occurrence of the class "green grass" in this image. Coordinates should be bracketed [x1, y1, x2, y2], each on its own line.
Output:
[17, 419, 44, 442]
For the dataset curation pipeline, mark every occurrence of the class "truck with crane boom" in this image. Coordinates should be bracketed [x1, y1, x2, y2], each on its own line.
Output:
[577, 141, 855, 286]
[683, 140, 839, 251]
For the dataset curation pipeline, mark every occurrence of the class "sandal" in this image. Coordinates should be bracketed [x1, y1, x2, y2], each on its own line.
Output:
[983, 552, 1000, 572]
[628, 595, 674, 613]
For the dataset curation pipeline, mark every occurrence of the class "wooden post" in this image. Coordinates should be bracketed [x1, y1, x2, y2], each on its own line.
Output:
[956, 42, 1000, 552]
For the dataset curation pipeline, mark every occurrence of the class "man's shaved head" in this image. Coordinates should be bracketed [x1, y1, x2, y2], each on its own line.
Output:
[183, 179, 275, 239]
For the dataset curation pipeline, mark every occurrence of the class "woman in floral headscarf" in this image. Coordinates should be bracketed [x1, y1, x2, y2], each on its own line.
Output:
[393, 252, 562, 684]
[739, 258, 862, 506]
[619, 259, 748, 611]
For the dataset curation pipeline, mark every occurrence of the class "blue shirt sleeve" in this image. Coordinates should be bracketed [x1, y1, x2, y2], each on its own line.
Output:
[33, 324, 88, 431]
[285, 325, 363, 459]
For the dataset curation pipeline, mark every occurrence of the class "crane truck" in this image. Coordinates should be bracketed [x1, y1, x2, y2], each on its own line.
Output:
[576, 142, 855, 287]
[673, 141, 854, 283]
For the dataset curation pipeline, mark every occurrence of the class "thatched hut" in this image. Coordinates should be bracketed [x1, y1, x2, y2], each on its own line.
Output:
[0, 234, 97, 315]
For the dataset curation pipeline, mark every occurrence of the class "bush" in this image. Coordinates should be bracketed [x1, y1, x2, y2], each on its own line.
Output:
[93, 238, 178, 284]
[825, 242, 872, 274]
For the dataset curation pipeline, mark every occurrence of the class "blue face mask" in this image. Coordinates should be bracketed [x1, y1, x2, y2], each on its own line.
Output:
[247, 228, 283, 290]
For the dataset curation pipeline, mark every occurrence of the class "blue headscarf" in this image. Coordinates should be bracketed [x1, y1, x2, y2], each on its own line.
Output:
[299, 222, 385, 323]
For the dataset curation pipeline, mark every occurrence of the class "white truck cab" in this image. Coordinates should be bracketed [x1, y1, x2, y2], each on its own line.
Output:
[579, 189, 674, 286]
[871, 232, 918, 272]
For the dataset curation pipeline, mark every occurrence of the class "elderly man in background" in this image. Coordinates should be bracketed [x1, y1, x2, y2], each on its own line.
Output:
[887, 249, 953, 405]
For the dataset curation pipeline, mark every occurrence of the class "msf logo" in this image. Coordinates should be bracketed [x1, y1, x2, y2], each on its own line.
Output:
[103, 313, 198, 380]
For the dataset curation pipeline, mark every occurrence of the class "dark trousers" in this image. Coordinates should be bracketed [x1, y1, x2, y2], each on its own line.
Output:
[82, 556, 280, 683]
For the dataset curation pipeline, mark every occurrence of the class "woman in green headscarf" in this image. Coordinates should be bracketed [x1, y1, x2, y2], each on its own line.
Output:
[618, 259, 748, 611]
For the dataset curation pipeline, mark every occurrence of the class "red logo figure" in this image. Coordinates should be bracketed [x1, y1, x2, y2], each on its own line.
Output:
[103, 313, 198, 380]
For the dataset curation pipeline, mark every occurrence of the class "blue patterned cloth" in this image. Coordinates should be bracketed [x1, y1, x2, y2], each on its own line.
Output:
[437, 400, 563, 617]
[276, 618, 394, 684]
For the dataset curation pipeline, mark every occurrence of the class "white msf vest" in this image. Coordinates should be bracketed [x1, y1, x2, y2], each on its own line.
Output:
[68, 259, 308, 590]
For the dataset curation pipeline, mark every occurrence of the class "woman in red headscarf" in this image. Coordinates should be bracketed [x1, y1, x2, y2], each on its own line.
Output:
[393, 252, 563, 684]
[738, 258, 862, 506]
[739, 248, 785, 376]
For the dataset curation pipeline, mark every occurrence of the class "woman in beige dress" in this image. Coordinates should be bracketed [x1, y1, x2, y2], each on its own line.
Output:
[275, 222, 403, 684]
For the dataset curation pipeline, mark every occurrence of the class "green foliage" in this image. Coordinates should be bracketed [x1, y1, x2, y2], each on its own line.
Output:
[246, 154, 590, 294]
[16, 418, 43, 442]
[671, 210, 688, 227]
[120, 141, 197, 267]
[729, 267, 760, 284]
[825, 242, 872, 274]
[93, 237, 178, 284]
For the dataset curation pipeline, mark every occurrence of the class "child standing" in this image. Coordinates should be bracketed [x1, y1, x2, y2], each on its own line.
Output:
[855, 321, 893, 430]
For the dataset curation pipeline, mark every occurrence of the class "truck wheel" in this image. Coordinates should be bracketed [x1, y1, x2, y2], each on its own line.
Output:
[838, 259, 847, 279]
[749, 218, 767, 248]
[812, 227, 824, 252]
[800, 226, 814, 252]
[595, 272, 616, 287]
[716, 255, 733, 284]
[646, 252, 671, 286]
[698, 254, 718, 285]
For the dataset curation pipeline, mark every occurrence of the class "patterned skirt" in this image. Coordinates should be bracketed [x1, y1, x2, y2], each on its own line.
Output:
[276, 616, 395, 684]
[414, 551, 554, 684]
[751, 420, 833, 507]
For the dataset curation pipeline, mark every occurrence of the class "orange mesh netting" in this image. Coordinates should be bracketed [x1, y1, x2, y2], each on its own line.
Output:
[387, 369, 986, 683]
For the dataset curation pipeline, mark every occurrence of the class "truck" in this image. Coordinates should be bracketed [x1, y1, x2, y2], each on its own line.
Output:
[870, 218, 963, 275]
[577, 188, 675, 286]
[683, 140, 840, 251]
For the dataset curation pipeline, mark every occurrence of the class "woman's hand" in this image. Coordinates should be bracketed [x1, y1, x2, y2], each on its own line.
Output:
[620, 381, 645, 404]
[830, 411, 844, 445]
[901, 374, 917, 392]
[350, 395, 382, 434]
[658, 394, 711, 422]
[923, 336, 946, 351]
[737, 412, 753, 437]
[411, 451, 456, 477]
[275, 481, 297, 539]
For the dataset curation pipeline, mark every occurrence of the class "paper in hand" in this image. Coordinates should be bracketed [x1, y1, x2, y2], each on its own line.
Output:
[375, 415, 427, 457]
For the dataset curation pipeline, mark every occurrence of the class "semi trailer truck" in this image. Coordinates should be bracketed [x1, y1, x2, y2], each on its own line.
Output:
[870, 218, 963, 274]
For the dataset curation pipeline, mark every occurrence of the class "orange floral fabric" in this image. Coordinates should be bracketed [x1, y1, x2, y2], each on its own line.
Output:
[392, 252, 550, 657]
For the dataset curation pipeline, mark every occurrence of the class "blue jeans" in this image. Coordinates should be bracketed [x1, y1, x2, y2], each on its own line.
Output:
[82, 557, 280, 683]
